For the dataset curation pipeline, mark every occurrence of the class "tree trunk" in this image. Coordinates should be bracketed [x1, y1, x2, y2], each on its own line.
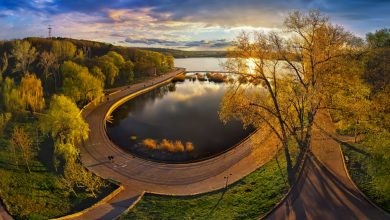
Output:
[282, 140, 295, 185]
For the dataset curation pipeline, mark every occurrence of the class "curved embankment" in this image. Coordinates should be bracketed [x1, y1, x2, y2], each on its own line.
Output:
[74, 68, 279, 219]
[263, 110, 390, 220]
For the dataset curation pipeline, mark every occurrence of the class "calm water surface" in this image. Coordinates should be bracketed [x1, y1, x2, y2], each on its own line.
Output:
[106, 58, 254, 163]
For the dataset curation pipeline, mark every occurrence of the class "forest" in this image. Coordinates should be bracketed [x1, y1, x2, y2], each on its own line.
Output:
[0, 37, 174, 219]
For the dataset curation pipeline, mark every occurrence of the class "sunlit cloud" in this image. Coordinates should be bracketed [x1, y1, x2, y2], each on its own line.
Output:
[0, 0, 389, 49]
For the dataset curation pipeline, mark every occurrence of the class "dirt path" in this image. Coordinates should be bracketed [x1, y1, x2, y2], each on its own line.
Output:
[265, 111, 389, 220]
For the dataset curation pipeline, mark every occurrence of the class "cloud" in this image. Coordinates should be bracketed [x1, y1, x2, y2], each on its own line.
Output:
[124, 38, 233, 49]
[0, 0, 389, 47]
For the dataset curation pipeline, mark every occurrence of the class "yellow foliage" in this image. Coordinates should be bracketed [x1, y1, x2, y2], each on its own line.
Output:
[174, 140, 185, 152]
[185, 142, 194, 152]
[159, 139, 175, 152]
[142, 138, 158, 149]
[141, 138, 194, 153]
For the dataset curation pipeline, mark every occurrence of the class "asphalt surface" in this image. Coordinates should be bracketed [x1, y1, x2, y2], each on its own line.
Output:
[74, 69, 278, 219]
[265, 111, 390, 220]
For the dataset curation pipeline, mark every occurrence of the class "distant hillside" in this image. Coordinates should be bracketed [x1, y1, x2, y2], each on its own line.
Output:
[136, 48, 228, 58]
[22, 38, 228, 58]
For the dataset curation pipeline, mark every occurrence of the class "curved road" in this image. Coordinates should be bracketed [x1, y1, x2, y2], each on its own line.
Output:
[265, 111, 389, 220]
[74, 69, 278, 219]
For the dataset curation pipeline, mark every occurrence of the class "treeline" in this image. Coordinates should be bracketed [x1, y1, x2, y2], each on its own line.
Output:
[0, 37, 174, 218]
[137, 47, 228, 58]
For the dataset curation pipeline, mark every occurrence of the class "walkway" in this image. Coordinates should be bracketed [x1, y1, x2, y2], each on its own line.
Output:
[74, 68, 278, 219]
[265, 110, 389, 220]
[0, 200, 12, 220]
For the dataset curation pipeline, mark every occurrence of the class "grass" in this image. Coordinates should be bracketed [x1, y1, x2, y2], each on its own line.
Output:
[341, 137, 390, 212]
[0, 118, 115, 220]
[120, 150, 290, 220]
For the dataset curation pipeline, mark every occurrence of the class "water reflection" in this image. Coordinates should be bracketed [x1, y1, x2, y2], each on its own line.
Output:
[106, 77, 255, 163]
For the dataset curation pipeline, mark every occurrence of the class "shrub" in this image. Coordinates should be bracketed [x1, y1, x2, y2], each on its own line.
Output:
[174, 140, 185, 152]
[207, 73, 227, 83]
[172, 74, 185, 82]
[159, 139, 175, 152]
[141, 138, 158, 149]
[185, 142, 194, 152]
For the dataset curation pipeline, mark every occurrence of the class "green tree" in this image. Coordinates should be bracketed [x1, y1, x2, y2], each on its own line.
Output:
[0, 52, 8, 82]
[120, 60, 134, 83]
[51, 40, 76, 61]
[58, 161, 106, 198]
[96, 56, 119, 86]
[11, 40, 37, 74]
[19, 73, 45, 113]
[220, 10, 352, 184]
[106, 51, 125, 67]
[90, 66, 105, 82]
[39, 95, 89, 166]
[61, 61, 104, 104]
[362, 29, 390, 130]
[0, 112, 11, 137]
[10, 127, 34, 173]
[1, 77, 23, 113]
[366, 28, 390, 48]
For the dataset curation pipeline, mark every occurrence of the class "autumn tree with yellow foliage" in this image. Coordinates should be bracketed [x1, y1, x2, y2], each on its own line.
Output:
[220, 10, 355, 184]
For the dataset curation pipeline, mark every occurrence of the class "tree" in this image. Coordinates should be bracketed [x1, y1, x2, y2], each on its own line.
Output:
[120, 60, 134, 83]
[327, 57, 372, 142]
[19, 73, 45, 113]
[10, 127, 33, 173]
[106, 51, 125, 67]
[366, 28, 390, 48]
[38, 51, 57, 91]
[0, 52, 8, 82]
[51, 40, 76, 61]
[61, 61, 104, 104]
[1, 77, 23, 113]
[11, 40, 37, 74]
[58, 161, 106, 198]
[361, 29, 390, 131]
[220, 10, 352, 184]
[96, 56, 119, 86]
[39, 95, 89, 166]
[90, 66, 105, 82]
[0, 112, 11, 137]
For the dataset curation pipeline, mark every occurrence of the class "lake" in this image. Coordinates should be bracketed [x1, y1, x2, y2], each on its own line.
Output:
[106, 58, 254, 163]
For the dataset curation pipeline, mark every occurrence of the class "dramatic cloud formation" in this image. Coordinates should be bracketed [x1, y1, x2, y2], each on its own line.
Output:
[0, 0, 389, 50]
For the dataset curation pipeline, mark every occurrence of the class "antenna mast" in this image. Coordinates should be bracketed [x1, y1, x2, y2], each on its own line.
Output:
[48, 24, 53, 38]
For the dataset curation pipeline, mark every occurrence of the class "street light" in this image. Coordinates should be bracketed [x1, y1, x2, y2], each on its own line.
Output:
[224, 173, 232, 189]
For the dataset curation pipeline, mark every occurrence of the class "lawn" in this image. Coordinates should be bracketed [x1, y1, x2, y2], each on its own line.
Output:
[341, 136, 390, 212]
[0, 119, 115, 220]
[120, 151, 290, 220]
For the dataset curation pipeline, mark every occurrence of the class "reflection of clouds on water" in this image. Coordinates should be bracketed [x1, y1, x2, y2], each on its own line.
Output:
[166, 80, 225, 102]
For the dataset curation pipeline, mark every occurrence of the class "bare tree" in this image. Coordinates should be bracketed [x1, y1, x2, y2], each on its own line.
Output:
[10, 127, 33, 173]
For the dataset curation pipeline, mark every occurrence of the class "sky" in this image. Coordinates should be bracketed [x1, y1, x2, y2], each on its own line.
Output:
[0, 0, 389, 50]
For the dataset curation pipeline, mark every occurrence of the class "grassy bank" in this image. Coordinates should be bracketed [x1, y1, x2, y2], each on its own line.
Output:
[0, 119, 115, 220]
[120, 151, 289, 220]
[341, 133, 390, 212]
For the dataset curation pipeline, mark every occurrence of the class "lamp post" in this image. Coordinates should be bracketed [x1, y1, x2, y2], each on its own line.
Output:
[224, 173, 232, 189]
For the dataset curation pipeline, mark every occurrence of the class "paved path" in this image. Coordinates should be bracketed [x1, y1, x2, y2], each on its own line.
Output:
[74, 68, 278, 219]
[265, 111, 390, 220]
[0, 200, 12, 220]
